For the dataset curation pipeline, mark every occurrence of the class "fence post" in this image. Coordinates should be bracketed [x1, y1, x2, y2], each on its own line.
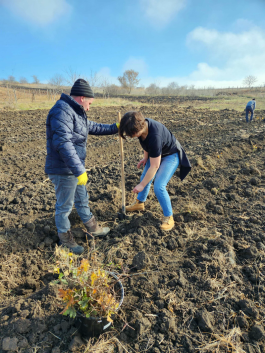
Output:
[13, 89, 17, 103]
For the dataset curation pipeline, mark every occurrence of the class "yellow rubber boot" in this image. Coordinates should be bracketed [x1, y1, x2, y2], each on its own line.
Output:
[160, 216, 174, 231]
[126, 200, 145, 212]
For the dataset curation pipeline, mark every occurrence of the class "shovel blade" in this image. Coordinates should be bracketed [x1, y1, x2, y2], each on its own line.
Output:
[118, 213, 126, 220]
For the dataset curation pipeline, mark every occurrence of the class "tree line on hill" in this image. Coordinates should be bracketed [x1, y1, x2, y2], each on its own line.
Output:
[0, 70, 263, 96]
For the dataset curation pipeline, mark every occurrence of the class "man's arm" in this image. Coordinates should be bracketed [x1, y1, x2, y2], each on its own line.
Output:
[88, 121, 118, 135]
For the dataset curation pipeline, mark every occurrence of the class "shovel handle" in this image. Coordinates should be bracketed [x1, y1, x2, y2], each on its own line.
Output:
[118, 112, 126, 214]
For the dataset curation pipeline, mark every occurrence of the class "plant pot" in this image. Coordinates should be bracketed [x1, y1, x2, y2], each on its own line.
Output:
[75, 272, 124, 339]
[76, 315, 113, 339]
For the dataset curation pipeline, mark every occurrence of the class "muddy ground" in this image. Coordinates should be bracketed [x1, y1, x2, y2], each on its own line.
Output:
[1, 98, 265, 353]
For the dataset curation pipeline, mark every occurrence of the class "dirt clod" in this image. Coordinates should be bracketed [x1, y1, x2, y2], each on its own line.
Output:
[249, 325, 265, 341]
[2, 337, 18, 351]
[196, 309, 215, 332]
[132, 251, 148, 270]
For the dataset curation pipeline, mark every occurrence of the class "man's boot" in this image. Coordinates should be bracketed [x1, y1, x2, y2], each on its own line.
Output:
[126, 200, 145, 212]
[84, 216, 110, 237]
[58, 230, 84, 255]
[160, 216, 174, 231]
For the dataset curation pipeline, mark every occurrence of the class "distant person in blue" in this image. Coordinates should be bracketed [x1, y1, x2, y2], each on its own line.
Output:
[245, 98, 256, 122]
[119, 111, 191, 231]
[45, 79, 119, 254]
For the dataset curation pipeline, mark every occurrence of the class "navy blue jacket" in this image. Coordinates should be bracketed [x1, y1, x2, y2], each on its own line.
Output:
[45, 94, 118, 176]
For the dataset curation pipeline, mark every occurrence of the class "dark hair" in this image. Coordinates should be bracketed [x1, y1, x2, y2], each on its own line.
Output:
[252, 98, 255, 100]
[119, 111, 146, 139]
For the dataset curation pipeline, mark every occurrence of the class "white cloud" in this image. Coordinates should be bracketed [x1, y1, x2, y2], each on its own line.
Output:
[100, 24, 265, 89]
[184, 24, 265, 86]
[122, 57, 148, 76]
[1, 0, 72, 26]
[139, 0, 186, 27]
[187, 26, 265, 60]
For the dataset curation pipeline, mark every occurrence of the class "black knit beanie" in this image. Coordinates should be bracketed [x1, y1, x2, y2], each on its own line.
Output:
[70, 79, 94, 98]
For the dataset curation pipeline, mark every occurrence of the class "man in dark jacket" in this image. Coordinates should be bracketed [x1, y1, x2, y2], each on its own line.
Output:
[245, 98, 256, 122]
[45, 79, 118, 254]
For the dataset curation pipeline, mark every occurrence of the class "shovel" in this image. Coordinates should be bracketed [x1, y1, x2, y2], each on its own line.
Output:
[118, 112, 127, 220]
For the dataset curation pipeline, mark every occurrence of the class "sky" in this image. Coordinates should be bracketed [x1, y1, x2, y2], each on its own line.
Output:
[0, 0, 265, 88]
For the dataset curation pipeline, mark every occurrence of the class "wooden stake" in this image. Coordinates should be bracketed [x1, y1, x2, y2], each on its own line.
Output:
[118, 112, 126, 214]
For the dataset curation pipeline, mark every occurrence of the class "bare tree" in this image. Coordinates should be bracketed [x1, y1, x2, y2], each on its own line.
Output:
[32, 75, 40, 84]
[118, 70, 140, 94]
[146, 83, 160, 95]
[49, 74, 65, 87]
[101, 78, 121, 97]
[8, 75, 16, 83]
[64, 67, 81, 86]
[85, 70, 100, 89]
[243, 75, 257, 88]
[101, 77, 110, 98]
[167, 82, 179, 95]
[168, 82, 179, 90]
[48, 74, 65, 101]
[117, 75, 128, 90]
[20, 77, 28, 84]
[107, 84, 120, 95]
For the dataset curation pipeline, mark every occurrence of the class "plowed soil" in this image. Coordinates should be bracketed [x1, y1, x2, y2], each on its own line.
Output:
[1, 101, 265, 353]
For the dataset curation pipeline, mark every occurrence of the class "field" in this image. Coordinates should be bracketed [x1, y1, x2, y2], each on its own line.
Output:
[1, 95, 265, 353]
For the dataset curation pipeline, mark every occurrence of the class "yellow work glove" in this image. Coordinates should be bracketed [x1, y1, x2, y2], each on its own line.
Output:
[77, 172, 88, 185]
[116, 122, 120, 128]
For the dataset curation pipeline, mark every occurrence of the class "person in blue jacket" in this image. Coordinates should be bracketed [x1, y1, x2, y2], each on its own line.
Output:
[45, 79, 118, 254]
[246, 98, 256, 122]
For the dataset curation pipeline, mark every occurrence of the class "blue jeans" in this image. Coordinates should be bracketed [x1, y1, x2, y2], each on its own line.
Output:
[246, 107, 254, 122]
[137, 153, 179, 217]
[49, 174, 93, 233]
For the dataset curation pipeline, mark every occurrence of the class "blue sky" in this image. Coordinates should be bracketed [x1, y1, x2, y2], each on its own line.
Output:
[1, 0, 265, 88]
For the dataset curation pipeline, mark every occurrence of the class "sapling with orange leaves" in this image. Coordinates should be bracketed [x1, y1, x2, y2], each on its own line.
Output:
[53, 247, 120, 322]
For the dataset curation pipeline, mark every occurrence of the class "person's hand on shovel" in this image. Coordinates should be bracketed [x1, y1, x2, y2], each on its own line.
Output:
[133, 183, 144, 193]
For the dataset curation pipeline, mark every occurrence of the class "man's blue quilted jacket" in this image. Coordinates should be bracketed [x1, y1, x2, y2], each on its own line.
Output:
[45, 93, 118, 176]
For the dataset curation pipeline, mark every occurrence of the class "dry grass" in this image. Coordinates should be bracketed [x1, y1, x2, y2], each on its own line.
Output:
[182, 197, 205, 214]
[83, 335, 128, 353]
[194, 156, 207, 170]
[182, 225, 224, 242]
[178, 95, 265, 112]
[0, 86, 146, 111]
[197, 327, 245, 353]
[1, 85, 265, 112]
[184, 224, 197, 240]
